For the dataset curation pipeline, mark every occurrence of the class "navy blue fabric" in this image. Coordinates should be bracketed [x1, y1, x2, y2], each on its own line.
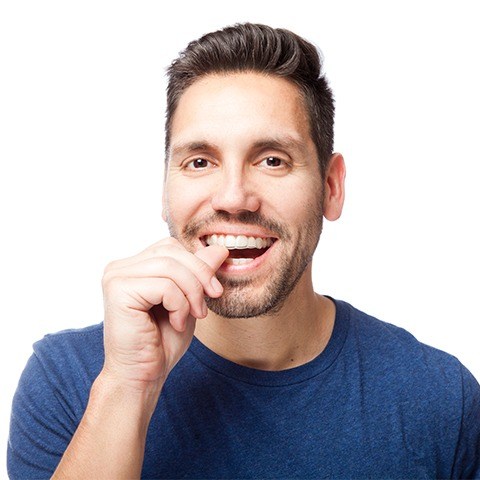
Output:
[7, 299, 480, 479]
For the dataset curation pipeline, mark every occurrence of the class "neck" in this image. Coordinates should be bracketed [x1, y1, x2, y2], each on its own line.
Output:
[194, 264, 335, 371]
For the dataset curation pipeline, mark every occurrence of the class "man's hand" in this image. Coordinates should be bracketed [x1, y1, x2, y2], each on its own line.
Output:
[101, 237, 229, 390]
[52, 238, 228, 479]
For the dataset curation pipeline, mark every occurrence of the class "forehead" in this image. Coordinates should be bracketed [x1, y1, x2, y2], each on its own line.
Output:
[170, 72, 312, 152]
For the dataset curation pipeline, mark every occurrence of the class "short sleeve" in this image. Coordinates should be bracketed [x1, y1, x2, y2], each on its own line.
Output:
[7, 325, 103, 479]
[452, 365, 480, 479]
[7, 352, 78, 479]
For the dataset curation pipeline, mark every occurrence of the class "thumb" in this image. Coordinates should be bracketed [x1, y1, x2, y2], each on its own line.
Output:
[195, 245, 229, 272]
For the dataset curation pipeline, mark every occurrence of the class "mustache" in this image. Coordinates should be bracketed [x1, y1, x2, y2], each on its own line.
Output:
[182, 211, 291, 241]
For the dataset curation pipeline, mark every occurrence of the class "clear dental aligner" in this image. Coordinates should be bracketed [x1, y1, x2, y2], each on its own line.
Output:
[205, 234, 274, 249]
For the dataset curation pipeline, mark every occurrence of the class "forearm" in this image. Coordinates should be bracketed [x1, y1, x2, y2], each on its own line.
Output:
[50, 240, 226, 479]
[52, 371, 162, 480]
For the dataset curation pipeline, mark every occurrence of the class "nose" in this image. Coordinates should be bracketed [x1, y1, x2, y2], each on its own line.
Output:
[210, 165, 261, 214]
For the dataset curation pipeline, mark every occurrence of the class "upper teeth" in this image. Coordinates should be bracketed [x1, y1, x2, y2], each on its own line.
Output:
[205, 234, 274, 249]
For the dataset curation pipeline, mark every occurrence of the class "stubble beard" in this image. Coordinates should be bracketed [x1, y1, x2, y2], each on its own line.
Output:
[165, 201, 323, 319]
[206, 216, 322, 318]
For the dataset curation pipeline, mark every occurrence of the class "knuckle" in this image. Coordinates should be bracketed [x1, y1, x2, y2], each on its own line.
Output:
[162, 278, 177, 295]
[148, 244, 180, 260]
[196, 259, 214, 278]
[151, 245, 176, 258]
[151, 237, 181, 252]
[102, 272, 121, 294]
[163, 283, 186, 309]
[152, 255, 177, 272]
[148, 247, 162, 258]
[103, 260, 118, 275]
[188, 279, 204, 298]
[101, 269, 114, 287]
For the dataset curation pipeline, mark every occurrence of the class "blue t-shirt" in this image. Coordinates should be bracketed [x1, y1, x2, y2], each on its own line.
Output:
[7, 299, 480, 479]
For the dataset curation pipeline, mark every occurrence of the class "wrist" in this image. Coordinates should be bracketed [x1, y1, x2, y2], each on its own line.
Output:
[92, 368, 164, 422]
[52, 368, 161, 479]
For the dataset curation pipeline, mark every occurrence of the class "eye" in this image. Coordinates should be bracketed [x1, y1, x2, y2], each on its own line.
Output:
[258, 156, 287, 168]
[185, 158, 212, 170]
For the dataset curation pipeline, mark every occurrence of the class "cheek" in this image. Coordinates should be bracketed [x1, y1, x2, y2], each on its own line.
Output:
[164, 179, 209, 223]
[266, 181, 319, 218]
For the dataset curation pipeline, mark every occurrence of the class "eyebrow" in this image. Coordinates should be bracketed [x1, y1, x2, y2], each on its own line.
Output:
[171, 134, 306, 158]
[171, 141, 219, 157]
[251, 135, 306, 153]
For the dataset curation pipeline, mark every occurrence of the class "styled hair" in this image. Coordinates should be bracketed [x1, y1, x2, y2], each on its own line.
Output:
[165, 23, 334, 177]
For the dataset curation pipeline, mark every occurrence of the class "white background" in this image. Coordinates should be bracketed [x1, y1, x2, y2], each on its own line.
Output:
[1, 1, 479, 476]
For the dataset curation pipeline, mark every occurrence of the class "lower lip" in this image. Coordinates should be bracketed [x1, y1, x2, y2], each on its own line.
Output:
[217, 242, 276, 275]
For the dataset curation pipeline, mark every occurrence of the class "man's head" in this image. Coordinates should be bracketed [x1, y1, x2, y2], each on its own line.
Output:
[165, 22, 335, 178]
[162, 24, 345, 319]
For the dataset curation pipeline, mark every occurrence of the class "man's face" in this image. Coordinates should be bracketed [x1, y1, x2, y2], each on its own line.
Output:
[163, 72, 324, 318]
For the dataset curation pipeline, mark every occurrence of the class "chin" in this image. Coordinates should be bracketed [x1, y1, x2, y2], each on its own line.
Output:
[205, 278, 291, 319]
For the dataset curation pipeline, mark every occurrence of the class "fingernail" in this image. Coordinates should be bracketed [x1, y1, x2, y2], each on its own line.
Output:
[202, 301, 208, 317]
[210, 276, 223, 294]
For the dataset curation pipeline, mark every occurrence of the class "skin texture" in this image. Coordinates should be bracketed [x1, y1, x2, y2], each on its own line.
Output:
[53, 240, 229, 479]
[164, 73, 324, 319]
[164, 72, 346, 370]
[52, 72, 346, 478]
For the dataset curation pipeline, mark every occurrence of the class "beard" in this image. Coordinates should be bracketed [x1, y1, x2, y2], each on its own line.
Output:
[165, 200, 323, 319]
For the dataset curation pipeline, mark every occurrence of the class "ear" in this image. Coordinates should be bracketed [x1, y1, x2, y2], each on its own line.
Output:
[323, 153, 346, 221]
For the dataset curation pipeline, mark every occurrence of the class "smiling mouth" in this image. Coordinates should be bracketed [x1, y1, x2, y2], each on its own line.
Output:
[200, 234, 277, 265]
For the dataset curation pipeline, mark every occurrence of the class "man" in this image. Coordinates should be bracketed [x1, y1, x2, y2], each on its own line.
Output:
[8, 23, 480, 479]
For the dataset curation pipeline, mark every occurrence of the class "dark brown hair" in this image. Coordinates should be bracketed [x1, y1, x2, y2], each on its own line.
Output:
[165, 23, 334, 177]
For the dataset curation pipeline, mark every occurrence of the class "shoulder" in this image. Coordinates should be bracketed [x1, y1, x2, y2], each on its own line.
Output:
[33, 323, 104, 375]
[330, 299, 480, 477]
[338, 299, 464, 374]
[8, 324, 105, 477]
[11, 323, 104, 435]
[28, 323, 105, 402]
[34, 322, 104, 353]
[336, 299, 480, 411]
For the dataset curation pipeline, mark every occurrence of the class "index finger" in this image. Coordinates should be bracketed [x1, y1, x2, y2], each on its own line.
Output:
[105, 242, 229, 299]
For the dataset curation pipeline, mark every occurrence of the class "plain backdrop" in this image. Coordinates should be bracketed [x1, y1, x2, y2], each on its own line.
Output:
[1, 1, 479, 476]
